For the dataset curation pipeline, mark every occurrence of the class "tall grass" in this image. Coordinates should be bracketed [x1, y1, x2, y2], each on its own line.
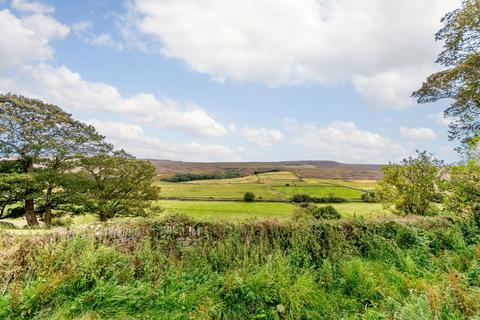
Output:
[1, 215, 480, 319]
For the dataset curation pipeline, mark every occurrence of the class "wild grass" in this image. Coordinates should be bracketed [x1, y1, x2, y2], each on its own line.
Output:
[1, 214, 480, 319]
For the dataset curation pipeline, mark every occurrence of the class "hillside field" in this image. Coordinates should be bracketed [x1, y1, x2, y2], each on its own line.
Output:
[156, 171, 374, 202]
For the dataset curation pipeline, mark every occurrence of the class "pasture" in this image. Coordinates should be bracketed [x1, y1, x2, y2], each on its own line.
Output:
[159, 200, 386, 221]
[157, 171, 375, 202]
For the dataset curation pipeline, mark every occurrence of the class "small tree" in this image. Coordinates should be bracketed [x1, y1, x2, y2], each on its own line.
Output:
[74, 151, 160, 221]
[445, 159, 480, 217]
[376, 151, 443, 216]
[361, 192, 377, 203]
[243, 192, 256, 202]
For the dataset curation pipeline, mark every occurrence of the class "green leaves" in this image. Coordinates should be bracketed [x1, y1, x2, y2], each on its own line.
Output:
[72, 151, 160, 221]
[376, 151, 443, 216]
[413, 0, 480, 151]
[0, 94, 112, 225]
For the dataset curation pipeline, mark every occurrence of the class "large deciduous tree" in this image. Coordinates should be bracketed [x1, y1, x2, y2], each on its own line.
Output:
[0, 94, 109, 226]
[73, 151, 160, 222]
[413, 0, 480, 152]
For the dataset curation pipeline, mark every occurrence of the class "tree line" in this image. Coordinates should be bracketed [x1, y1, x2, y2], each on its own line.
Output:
[0, 95, 159, 227]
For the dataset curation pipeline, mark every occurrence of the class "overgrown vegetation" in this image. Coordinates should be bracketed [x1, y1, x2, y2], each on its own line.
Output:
[1, 214, 480, 319]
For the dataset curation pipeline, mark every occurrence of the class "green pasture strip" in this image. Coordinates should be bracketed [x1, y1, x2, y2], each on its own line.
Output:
[157, 200, 386, 222]
[158, 200, 295, 222]
[272, 186, 364, 199]
[158, 183, 286, 200]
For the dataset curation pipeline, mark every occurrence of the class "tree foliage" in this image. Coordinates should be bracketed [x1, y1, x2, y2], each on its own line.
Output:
[376, 152, 444, 216]
[445, 159, 480, 216]
[0, 94, 110, 225]
[413, 0, 480, 151]
[243, 192, 256, 202]
[73, 151, 160, 221]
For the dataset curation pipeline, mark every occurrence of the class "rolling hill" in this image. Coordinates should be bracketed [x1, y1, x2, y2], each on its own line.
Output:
[148, 160, 383, 180]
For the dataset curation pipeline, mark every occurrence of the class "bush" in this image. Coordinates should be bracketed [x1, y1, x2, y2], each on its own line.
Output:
[244, 192, 256, 202]
[292, 194, 312, 203]
[361, 192, 377, 203]
[292, 194, 346, 203]
[311, 205, 341, 219]
[312, 197, 346, 203]
[51, 216, 74, 227]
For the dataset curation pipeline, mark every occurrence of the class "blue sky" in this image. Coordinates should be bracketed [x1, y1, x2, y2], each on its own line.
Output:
[0, 0, 461, 163]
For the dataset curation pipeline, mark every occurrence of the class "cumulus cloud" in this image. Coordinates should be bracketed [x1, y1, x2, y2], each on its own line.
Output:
[0, 63, 227, 138]
[11, 0, 54, 14]
[242, 127, 283, 147]
[399, 127, 437, 141]
[285, 119, 407, 163]
[428, 112, 454, 126]
[124, 0, 457, 108]
[87, 119, 240, 161]
[72, 21, 124, 50]
[0, 9, 69, 74]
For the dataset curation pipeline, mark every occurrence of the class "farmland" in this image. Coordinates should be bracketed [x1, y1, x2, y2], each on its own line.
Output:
[156, 171, 373, 202]
[159, 200, 385, 222]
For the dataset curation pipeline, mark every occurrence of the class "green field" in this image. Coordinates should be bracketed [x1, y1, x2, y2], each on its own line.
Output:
[272, 186, 364, 199]
[157, 171, 375, 201]
[158, 200, 385, 221]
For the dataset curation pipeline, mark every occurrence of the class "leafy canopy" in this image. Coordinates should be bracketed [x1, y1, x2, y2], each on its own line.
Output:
[376, 151, 444, 216]
[73, 151, 160, 221]
[413, 0, 480, 151]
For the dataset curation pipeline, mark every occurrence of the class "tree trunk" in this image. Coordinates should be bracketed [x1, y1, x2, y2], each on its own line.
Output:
[24, 158, 39, 226]
[44, 187, 53, 227]
[99, 213, 108, 222]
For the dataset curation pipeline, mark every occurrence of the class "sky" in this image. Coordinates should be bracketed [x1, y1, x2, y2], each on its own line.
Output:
[0, 0, 463, 163]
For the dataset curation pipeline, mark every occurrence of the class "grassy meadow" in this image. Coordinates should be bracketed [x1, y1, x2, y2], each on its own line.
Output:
[156, 171, 373, 202]
[159, 200, 385, 222]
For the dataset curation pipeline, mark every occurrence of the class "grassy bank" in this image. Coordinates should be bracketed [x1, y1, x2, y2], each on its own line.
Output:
[1, 214, 480, 319]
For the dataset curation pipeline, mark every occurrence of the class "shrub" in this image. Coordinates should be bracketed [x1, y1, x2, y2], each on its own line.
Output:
[311, 205, 341, 219]
[361, 192, 377, 203]
[244, 192, 256, 202]
[312, 197, 346, 203]
[292, 194, 312, 203]
[51, 216, 74, 227]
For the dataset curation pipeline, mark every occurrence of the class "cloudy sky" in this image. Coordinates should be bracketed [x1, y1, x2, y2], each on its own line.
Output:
[0, 0, 461, 163]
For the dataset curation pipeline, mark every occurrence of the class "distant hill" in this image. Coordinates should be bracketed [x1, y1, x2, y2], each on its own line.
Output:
[148, 160, 383, 180]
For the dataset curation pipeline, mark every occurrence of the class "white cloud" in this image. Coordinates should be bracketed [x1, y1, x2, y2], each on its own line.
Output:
[72, 21, 124, 50]
[0, 9, 69, 74]
[242, 127, 283, 147]
[11, 0, 54, 14]
[428, 112, 454, 126]
[87, 119, 240, 161]
[125, 0, 457, 108]
[399, 126, 437, 141]
[0, 63, 227, 138]
[285, 119, 407, 163]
